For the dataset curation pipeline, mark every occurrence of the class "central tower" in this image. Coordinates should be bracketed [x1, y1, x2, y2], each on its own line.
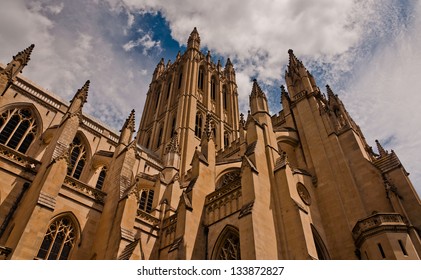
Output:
[137, 28, 239, 176]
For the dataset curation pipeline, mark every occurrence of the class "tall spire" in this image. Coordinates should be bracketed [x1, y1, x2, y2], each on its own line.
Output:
[1, 44, 35, 82]
[187, 27, 201, 50]
[70, 80, 90, 105]
[375, 139, 388, 157]
[287, 49, 304, 74]
[119, 109, 136, 146]
[68, 80, 89, 115]
[13, 44, 35, 68]
[123, 109, 136, 133]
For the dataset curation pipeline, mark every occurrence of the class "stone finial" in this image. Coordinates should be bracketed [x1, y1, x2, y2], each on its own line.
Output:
[286, 49, 304, 75]
[225, 57, 233, 68]
[71, 80, 90, 104]
[375, 139, 388, 157]
[187, 27, 201, 49]
[239, 112, 245, 128]
[250, 79, 266, 99]
[13, 44, 35, 66]
[176, 51, 181, 60]
[123, 109, 136, 133]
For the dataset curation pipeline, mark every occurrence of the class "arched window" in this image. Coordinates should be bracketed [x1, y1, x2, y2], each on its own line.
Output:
[198, 66, 204, 90]
[211, 76, 216, 100]
[95, 167, 107, 190]
[139, 189, 155, 213]
[36, 215, 78, 260]
[0, 107, 38, 154]
[222, 85, 228, 109]
[213, 225, 241, 260]
[68, 135, 87, 180]
[195, 113, 203, 138]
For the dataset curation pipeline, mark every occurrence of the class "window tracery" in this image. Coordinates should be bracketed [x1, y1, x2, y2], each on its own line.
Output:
[139, 189, 155, 213]
[214, 226, 241, 260]
[68, 136, 87, 180]
[36, 216, 77, 260]
[0, 107, 37, 154]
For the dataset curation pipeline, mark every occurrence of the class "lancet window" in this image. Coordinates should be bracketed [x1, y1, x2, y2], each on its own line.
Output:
[68, 135, 87, 180]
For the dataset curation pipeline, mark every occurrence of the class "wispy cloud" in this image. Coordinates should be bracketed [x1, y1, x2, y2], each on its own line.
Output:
[123, 32, 162, 55]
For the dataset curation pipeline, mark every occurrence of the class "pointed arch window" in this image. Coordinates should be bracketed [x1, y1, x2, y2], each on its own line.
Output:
[0, 107, 38, 154]
[95, 167, 107, 190]
[211, 76, 216, 100]
[139, 189, 155, 213]
[68, 136, 87, 180]
[36, 215, 78, 260]
[198, 66, 204, 90]
[213, 226, 241, 260]
[195, 113, 203, 138]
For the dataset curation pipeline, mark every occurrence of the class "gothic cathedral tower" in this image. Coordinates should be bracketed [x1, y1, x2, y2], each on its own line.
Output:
[136, 28, 239, 176]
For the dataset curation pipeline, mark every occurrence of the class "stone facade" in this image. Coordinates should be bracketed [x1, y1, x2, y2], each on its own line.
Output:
[0, 28, 420, 260]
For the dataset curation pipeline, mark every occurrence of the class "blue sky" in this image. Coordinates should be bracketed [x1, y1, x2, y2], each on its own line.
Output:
[0, 0, 420, 194]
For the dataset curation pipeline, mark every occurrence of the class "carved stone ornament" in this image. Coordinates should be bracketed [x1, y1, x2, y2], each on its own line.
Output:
[297, 182, 311, 206]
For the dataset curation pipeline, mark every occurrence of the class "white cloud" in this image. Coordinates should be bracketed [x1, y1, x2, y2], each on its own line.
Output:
[123, 32, 162, 55]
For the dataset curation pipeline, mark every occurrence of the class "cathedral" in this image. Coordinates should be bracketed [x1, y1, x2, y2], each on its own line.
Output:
[0, 28, 420, 260]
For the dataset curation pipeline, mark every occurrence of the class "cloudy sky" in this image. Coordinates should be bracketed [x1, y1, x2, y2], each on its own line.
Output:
[0, 0, 420, 194]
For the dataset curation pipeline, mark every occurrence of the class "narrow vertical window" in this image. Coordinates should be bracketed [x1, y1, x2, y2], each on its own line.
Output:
[95, 167, 107, 190]
[170, 118, 176, 138]
[166, 79, 172, 99]
[224, 132, 229, 148]
[398, 240, 408, 256]
[178, 69, 183, 89]
[211, 76, 216, 100]
[198, 67, 204, 90]
[0, 107, 37, 154]
[195, 113, 202, 138]
[68, 136, 87, 180]
[36, 216, 77, 260]
[222, 85, 227, 109]
[155, 86, 161, 109]
[139, 189, 155, 213]
[157, 127, 163, 148]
